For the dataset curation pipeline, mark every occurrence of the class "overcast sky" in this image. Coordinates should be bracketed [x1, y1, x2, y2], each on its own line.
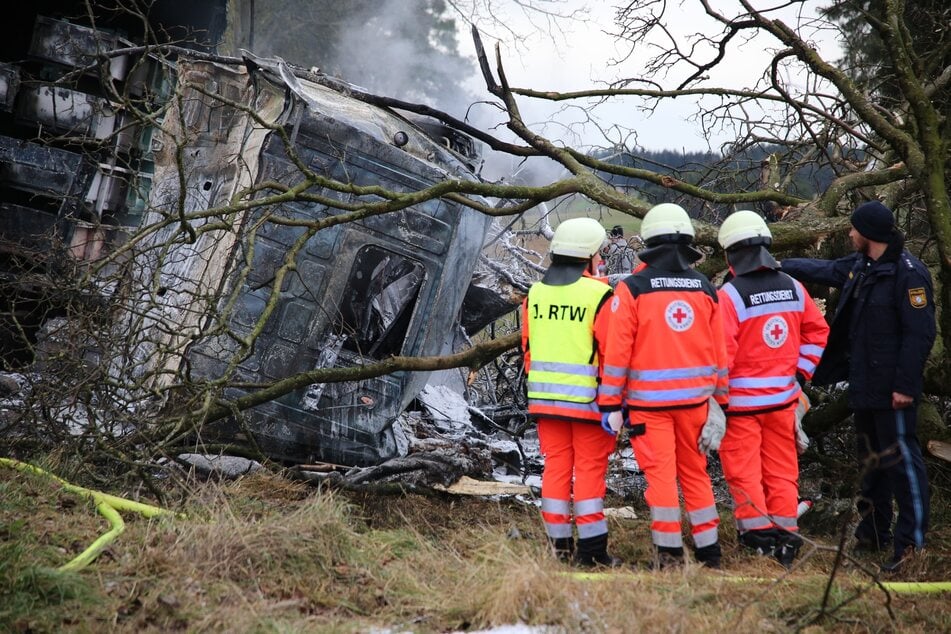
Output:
[455, 1, 843, 154]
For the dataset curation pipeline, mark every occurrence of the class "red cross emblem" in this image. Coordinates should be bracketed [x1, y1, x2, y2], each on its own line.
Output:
[762, 316, 788, 348]
[665, 300, 694, 332]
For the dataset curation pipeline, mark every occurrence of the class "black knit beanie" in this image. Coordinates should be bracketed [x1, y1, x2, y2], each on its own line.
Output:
[850, 201, 895, 242]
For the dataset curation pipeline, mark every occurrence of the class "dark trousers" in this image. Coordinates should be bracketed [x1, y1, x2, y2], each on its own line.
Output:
[853, 407, 930, 557]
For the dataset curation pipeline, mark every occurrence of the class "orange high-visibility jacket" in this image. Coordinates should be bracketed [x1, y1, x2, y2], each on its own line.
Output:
[522, 273, 612, 423]
[599, 265, 729, 411]
[718, 270, 829, 414]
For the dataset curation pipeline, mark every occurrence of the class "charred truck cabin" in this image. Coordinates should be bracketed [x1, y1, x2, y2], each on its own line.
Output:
[0, 2, 492, 466]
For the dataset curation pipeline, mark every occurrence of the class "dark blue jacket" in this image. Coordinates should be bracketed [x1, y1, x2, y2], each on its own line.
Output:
[782, 237, 935, 409]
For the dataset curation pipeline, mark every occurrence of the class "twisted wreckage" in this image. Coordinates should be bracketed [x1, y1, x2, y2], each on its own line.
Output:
[1, 3, 525, 473]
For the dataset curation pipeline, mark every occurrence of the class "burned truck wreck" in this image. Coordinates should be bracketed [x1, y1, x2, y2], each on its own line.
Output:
[164, 58, 494, 466]
[1, 8, 500, 466]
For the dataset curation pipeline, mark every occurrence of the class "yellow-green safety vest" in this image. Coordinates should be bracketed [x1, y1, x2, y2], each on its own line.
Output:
[526, 277, 610, 405]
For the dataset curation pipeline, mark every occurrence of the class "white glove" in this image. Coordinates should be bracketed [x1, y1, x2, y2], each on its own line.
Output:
[794, 392, 811, 455]
[608, 410, 624, 434]
[698, 398, 726, 455]
[601, 411, 624, 435]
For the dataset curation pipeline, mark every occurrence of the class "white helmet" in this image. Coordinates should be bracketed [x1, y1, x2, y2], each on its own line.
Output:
[718, 210, 772, 250]
[640, 203, 695, 244]
[550, 217, 606, 258]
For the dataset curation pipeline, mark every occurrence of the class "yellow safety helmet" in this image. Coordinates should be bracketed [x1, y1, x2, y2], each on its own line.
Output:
[718, 210, 772, 250]
[640, 203, 695, 244]
[550, 217, 607, 258]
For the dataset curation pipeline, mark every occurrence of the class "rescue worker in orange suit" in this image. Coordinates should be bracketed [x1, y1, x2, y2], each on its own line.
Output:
[598, 203, 730, 569]
[522, 217, 620, 567]
[715, 211, 829, 567]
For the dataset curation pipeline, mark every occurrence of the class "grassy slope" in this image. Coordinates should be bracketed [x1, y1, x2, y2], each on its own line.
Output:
[2, 465, 950, 633]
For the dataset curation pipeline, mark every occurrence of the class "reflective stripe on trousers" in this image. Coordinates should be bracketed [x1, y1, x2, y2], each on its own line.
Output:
[772, 515, 797, 530]
[541, 497, 572, 539]
[575, 497, 608, 539]
[688, 505, 720, 548]
[737, 515, 773, 532]
[651, 506, 683, 548]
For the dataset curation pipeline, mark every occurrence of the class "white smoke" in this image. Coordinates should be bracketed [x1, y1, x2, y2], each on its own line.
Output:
[330, 0, 476, 115]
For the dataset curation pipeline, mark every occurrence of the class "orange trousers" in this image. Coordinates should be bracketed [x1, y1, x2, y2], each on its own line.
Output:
[719, 405, 799, 534]
[630, 405, 719, 548]
[537, 418, 616, 540]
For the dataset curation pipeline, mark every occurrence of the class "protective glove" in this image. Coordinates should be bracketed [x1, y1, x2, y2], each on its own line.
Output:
[698, 398, 726, 455]
[794, 392, 811, 455]
[601, 411, 624, 436]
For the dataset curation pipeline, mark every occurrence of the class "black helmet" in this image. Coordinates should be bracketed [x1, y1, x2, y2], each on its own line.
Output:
[610, 225, 624, 238]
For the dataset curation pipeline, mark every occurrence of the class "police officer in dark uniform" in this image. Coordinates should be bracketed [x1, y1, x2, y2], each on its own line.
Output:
[781, 201, 936, 572]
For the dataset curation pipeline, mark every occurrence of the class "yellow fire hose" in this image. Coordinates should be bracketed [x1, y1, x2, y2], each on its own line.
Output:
[566, 570, 951, 594]
[0, 457, 183, 572]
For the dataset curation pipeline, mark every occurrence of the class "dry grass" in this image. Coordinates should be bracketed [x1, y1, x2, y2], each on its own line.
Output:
[3, 465, 951, 633]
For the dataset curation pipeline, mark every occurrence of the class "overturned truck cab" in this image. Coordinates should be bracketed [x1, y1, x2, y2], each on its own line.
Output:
[133, 59, 492, 466]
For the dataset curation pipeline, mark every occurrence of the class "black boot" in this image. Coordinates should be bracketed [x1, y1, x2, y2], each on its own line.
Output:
[739, 528, 779, 556]
[550, 537, 574, 563]
[694, 542, 722, 569]
[574, 534, 622, 568]
[880, 546, 917, 574]
[774, 532, 802, 568]
[652, 546, 684, 570]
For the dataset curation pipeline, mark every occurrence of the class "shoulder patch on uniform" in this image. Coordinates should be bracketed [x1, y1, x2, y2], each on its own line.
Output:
[908, 287, 927, 308]
[611, 295, 621, 312]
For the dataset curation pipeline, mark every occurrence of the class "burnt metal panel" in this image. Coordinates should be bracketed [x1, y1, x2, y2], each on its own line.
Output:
[0, 135, 84, 197]
[263, 126, 453, 256]
[29, 15, 133, 81]
[0, 135, 96, 220]
[15, 84, 120, 140]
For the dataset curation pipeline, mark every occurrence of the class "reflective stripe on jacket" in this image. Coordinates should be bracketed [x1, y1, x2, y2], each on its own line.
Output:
[523, 275, 612, 422]
[599, 265, 729, 411]
[718, 270, 830, 414]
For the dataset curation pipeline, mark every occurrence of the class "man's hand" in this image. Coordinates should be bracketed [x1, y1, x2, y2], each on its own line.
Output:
[892, 392, 914, 409]
[698, 399, 726, 455]
[601, 411, 624, 436]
